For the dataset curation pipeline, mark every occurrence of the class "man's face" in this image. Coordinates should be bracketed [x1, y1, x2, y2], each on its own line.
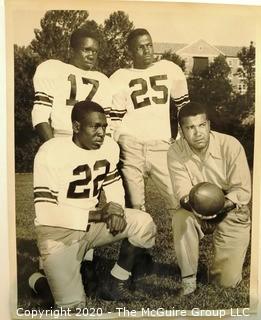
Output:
[129, 34, 154, 69]
[180, 114, 210, 153]
[71, 37, 99, 70]
[73, 111, 107, 150]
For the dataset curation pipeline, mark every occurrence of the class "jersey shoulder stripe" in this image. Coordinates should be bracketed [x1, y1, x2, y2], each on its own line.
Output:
[103, 168, 120, 185]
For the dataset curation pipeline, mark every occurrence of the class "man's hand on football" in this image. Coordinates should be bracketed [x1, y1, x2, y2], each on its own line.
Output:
[191, 207, 217, 220]
[180, 195, 218, 220]
[100, 202, 127, 235]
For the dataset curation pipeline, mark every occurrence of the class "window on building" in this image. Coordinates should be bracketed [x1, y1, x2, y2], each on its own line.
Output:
[192, 57, 209, 75]
[238, 84, 247, 94]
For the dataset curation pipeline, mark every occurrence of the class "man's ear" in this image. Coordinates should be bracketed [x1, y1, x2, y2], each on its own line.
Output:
[127, 47, 134, 59]
[72, 120, 80, 133]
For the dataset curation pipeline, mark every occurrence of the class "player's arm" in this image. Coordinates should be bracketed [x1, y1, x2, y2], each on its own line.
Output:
[109, 71, 127, 141]
[225, 140, 251, 206]
[169, 66, 190, 140]
[89, 202, 127, 236]
[32, 62, 55, 143]
[35, 122, 54, 142]
[167, 146, 192, 205]
[99, 142, 126, 235]
[34, 147, 91, 231]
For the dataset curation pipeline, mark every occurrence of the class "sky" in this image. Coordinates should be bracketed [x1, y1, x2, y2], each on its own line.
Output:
[10, 0, 261, 48]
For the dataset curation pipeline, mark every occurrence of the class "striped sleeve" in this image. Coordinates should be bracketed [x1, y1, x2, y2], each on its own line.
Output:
[31, 62, 55, 127]
[34, 187, 58, 205]
[109, 108, 127, 122]
[102, 142, 125, 207]
[170, 65, 190, 110]
[33, 143, 90, 230]
[102, 168, 121, 187]
[109, 70, 128, 136]
[33, 144, 59, 211]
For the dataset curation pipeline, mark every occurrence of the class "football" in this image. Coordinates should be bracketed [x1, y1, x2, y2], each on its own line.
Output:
[189, 182, 225, 216]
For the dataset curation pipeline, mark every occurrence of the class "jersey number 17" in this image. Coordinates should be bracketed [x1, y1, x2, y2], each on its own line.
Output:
[66, 74, 99, 106]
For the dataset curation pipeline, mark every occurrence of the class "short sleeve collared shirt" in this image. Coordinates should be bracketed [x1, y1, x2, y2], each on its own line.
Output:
[167, 131, 251, 206]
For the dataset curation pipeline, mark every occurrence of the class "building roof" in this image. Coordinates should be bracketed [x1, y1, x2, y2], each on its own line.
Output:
[215, 45, 242, 57]
[154, 41, 242, 57]
[153, 42, 187, 54]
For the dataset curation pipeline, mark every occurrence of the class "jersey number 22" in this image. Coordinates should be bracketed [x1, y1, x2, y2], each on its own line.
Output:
[67, 160, 110, 198]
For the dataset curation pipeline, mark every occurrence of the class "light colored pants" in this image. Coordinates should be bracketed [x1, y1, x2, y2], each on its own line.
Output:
[36, 209, 156, 308]
[172, 206, 250, 287]
[118, 135, 178, 211]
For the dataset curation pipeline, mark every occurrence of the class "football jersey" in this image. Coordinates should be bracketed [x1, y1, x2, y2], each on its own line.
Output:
[32, 59, 112, 135]
[33, 136, 124, 230]
[110, 59, 189, 141]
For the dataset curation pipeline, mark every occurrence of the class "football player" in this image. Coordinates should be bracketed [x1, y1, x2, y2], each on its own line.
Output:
[31, 100, 156, 308]
[167, 102, 251, 295]
[110, 28, 189, 213]
[30, 28, 112, 293]
[31, 28, 112, 141]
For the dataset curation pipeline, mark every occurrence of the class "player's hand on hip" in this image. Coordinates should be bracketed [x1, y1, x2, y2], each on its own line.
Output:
[100, 202, 127, 235]
[101, 202, 124, 219]
[106, 213, 127, 236]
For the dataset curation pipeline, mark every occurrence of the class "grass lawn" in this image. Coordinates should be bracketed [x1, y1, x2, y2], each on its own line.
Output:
[15, 173, 251, 314]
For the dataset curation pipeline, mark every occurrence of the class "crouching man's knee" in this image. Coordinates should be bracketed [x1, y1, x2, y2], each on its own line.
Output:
[172, 208, 198, 234]
[210, 270, 242, 288]
[125, 209, 156, 249]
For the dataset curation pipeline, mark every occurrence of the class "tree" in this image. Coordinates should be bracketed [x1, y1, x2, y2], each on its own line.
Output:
[161, 50, 186, 72]
[101, 11, 134, 76]
[30, 10, 89, 61]
[188, 55, 233, 115]
[203, 55, 231, 79]
[14, 45, 41, 172]
[236, 42, 255, 122]
[187, 53, 254, 167]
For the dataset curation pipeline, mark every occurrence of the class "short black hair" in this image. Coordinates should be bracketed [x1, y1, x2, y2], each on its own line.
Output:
[70, 28, 100, 49]
[71, 100, 105, 123]
[127, 28, 151, 49]
[178, 102, 209, 126]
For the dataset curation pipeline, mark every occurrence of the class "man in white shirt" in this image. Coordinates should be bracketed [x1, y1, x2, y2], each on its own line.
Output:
[167, 101, 251, 295]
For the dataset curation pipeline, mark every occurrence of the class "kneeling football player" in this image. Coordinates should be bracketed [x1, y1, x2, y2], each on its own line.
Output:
[167, 101, 251, 295]
[30, 101, 156, 308]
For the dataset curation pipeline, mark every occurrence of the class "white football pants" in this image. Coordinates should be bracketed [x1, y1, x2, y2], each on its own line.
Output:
[36, 208, 156, 308]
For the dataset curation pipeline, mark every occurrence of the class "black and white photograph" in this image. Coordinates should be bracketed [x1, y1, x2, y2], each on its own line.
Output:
[3, 0, 261, 319]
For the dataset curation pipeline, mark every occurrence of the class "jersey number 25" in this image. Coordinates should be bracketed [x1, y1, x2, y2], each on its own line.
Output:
[130, 74, 168, 109]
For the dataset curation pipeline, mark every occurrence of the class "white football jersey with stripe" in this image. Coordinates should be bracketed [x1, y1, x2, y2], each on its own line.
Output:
[110, 59, 189, 141]
[32, 59, 112, 135]
[33, 136, 124, 230]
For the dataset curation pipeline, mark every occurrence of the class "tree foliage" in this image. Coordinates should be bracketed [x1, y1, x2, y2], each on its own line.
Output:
[188, 55, 233, 114]
[187, 53, 254, 166]
[160, 50, 186, 72]
[30, 10, 89, 61]
[14, 45, 41, 172]
[236, 42, 255, 121]
[101, 11, 134, 76]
